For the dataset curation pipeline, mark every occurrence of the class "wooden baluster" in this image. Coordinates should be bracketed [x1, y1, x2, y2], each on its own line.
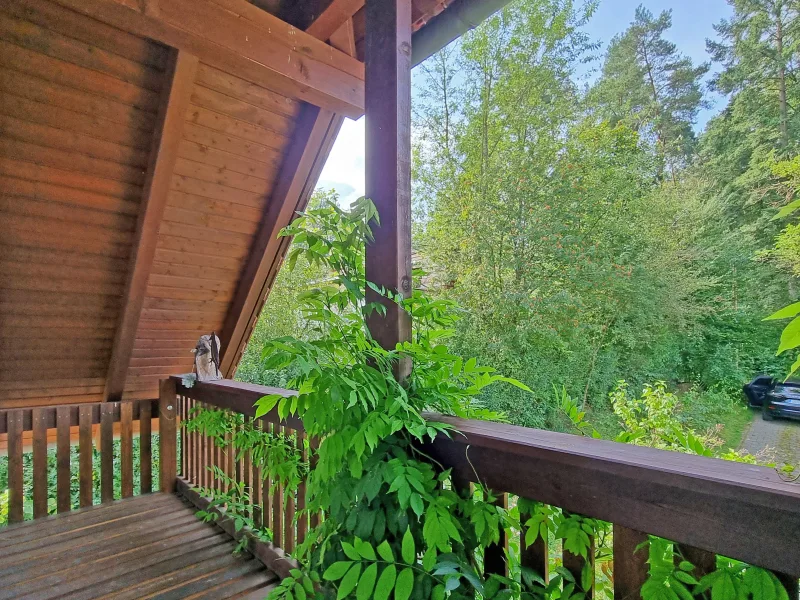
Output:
[774, 572, 799, 599]
[253, 459, 263, 530]
[205, 404, 213, 489]
[140, 400, 152, 494]
[187, 398, 195, 483]
[228, 417, 236, 495]
[101, 402, 114, 503]
[56, 406, 71, 513]
[309, 435, 320, 530]
[284, 428, 297, 554]
[613, 525, 649, 600]
[296, 431, 308, 544]
[78, 405, 93, 508]
[563, 513, 594, 599]
[243, 424, 252, 520]
[520, 501, 549, 584]
[197, 402, 205, 488]
[180, 395, 186, 478]
[159, 378, 177, 493]
[31, 407, 48, 519]
[7, 410, 24, 524]
[678, 545, 716, 578]
[485, 492, 509, 577]
[272, 423, 284, 549]
[120, 402, 133, 498]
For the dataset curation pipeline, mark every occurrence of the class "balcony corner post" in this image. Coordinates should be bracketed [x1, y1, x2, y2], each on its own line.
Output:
[159, 378, 178, 493]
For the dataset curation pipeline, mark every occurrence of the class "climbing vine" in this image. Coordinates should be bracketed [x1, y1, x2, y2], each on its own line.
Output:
[184, 198, 792, 600]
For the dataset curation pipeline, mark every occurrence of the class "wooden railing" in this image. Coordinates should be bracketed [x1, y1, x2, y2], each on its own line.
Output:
[170, 377, 800, 597]
[0, 393, 177, 524]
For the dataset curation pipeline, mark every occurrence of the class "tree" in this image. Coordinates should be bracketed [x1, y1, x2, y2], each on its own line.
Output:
[708, 0, 800, 153]
[590, 5, 709, 181]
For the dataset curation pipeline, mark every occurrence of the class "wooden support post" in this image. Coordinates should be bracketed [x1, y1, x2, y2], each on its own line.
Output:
[104, 49, 198, 402]
[520, 503, 549, 584]
[484, 492, 509, 578]
[364, 0, 413, 369]
[613, 525, 649, 600]
[159, 378, 178, 493]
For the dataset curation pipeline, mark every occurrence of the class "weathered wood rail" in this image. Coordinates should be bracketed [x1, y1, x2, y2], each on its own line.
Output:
[169, 377, 800, 597]
[0, 394, 176, 523]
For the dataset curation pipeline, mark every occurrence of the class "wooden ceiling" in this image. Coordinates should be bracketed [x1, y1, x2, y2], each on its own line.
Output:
[0, 0, 467, 408]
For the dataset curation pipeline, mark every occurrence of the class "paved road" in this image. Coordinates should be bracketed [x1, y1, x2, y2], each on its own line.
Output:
[740, 411, 800, 466]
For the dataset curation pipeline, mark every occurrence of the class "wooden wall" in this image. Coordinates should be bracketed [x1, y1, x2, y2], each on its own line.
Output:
[124, 64, 300, 401]
[0, 0, 170, 408]
[0, 0, 305, 407]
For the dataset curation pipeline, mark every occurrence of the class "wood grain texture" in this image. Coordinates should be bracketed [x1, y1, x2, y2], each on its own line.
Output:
[79, 405, 94, 508]
[364, 0, 413, 371]
[31, 407, 48, 519]
[56, 406, 71, 513]
[0, 492, 278, 598]
[159, 378, 178, 493]
[100, 403, 114, 503]
[613, 526, 648, 600]
[105, 49, 198, 402]
[50, 0, 364, 116]
[7, 410, 23, 523]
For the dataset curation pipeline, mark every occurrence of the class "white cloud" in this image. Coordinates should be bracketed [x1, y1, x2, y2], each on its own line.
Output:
[317, 116, 365, 206]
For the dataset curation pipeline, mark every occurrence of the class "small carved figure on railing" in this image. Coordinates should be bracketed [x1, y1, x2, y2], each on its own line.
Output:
[192, 332, 222, 382]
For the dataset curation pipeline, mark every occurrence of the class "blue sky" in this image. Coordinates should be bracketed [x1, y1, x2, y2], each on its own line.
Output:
[318, 0, 733, 205]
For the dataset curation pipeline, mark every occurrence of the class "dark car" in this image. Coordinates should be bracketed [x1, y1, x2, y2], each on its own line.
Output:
[743, 375, 800, 421]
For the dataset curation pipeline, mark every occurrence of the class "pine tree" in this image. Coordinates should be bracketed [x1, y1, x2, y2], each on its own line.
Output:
[590, 5, 709, 181]
[708, 0, 800, 154]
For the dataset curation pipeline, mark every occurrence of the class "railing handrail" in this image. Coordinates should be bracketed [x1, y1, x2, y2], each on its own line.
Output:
[173, 377, 800, 577]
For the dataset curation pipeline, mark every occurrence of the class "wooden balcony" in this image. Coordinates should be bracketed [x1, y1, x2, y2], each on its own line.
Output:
[2, 377, 799, 598]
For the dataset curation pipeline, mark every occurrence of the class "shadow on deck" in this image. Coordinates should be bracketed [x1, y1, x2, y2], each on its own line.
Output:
[0, 493, 278, 600]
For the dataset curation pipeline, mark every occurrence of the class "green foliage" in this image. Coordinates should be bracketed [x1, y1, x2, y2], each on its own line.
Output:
[641, 539, 789, 600]
[0, 435, 163, 525]
[590, 6, 709, 179]
[191, 197, 548, 600]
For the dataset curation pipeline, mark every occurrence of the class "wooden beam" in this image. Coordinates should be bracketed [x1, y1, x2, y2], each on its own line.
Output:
[306, 0, 365, 41]
[364, 0, 413, 371]
[218, 16, 357, 376]
[219, 105, 344, 376]
[104, 50, 198, 402]
[51, 0, 364, 117]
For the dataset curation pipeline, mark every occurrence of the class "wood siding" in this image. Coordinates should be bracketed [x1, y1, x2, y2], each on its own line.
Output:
[0, 0, 170, 408]
[123, 63, 302, 401]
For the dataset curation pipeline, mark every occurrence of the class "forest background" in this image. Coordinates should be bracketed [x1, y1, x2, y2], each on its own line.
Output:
[236, 0, 800, 448]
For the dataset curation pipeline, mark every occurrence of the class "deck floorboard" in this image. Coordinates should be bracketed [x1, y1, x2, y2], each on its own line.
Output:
[0, 493, 279, 599]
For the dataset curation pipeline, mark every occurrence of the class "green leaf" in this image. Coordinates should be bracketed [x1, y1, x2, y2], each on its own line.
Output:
[254, 394, 281, 419]
[742, 568, 776, 600]
[377, 540, 394, 562]
[356, 539, 376, 561]
[374, 565, 397, 600]
[776, 316, 800, 354]
[324, 561, 353, 581]
[337, 563, 362, 600]
[432, 584, 446, 600]
[765, 302, 800, 321]
[357, 564, 378, 600]
[673, 571, 699, 585]
[401, 528, 415, 564]
[409, 493, 424, 517]
[711, 571, 737, 600]
[342, 542, 361, 561]
[422, 547, 437, 571]
[395, 567, 414, 600]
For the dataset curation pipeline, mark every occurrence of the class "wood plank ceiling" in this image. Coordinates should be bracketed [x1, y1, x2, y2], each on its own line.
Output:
[0, 0, 463, 408]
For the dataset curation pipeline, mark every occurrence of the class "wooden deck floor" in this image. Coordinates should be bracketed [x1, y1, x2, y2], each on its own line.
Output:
[0, 493, 279, 599]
